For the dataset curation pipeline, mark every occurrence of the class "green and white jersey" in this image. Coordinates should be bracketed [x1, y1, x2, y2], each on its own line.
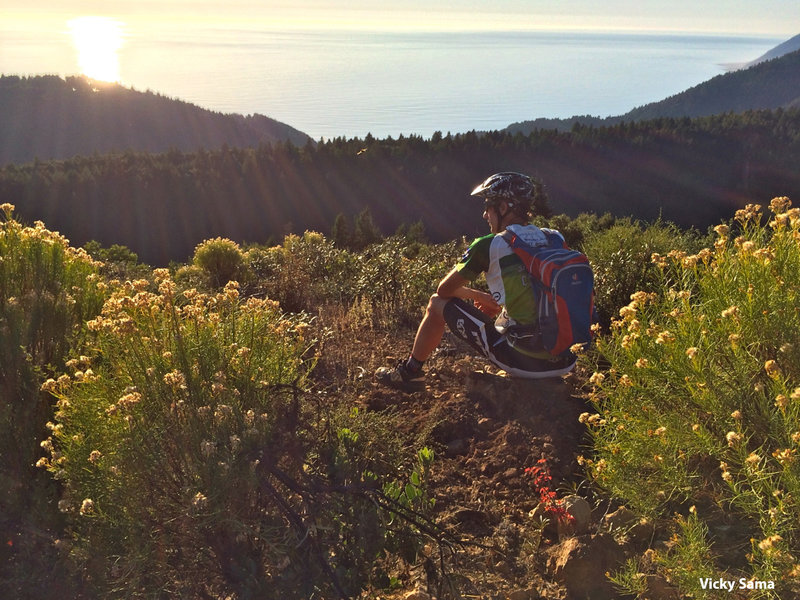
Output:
[456, 224, 561, 328]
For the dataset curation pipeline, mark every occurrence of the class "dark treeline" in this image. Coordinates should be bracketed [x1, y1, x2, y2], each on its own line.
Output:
[3, 108, 800, 264]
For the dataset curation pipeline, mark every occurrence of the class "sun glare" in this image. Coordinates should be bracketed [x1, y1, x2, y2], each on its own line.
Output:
[67, 16, 125, 82]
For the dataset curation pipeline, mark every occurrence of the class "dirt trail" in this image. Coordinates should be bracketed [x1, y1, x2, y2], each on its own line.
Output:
[314, 327, 614, 599]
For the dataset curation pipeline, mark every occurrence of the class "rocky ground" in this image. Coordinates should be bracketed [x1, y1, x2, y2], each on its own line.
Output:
[312, 320, 675, 600]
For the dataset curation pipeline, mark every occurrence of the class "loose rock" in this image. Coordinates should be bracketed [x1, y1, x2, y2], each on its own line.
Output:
[547, 533, 625, 600]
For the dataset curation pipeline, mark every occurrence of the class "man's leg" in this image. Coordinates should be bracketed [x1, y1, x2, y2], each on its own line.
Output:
[374, 293, 450, 388]
[410, 293, 450, 362]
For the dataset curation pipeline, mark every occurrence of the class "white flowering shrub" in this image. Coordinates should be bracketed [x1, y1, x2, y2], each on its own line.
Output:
[41, 270, 432, 598]
[586, 199, 800, 598]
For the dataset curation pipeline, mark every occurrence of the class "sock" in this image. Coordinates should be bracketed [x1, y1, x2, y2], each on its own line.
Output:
[406, 355, 424, 372]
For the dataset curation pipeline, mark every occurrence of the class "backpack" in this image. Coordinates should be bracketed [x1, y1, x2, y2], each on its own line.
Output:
[500, 229, 595, 358]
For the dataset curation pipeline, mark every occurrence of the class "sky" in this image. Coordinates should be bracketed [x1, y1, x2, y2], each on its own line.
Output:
[3, 1, 800, 35]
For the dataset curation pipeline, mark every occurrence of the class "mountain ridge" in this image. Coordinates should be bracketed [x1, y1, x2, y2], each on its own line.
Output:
[744, 32, 800, 68]
[0, 75, 312, 166]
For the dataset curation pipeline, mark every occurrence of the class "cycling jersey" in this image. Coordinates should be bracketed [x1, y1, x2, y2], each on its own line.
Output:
[456, 224, 565, 359]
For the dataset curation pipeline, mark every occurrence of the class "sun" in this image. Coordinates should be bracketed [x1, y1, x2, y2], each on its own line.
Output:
[67, 16, 125, 82]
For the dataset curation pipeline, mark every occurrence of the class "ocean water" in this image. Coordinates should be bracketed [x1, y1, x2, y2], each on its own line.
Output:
[0, 24, 782, 140]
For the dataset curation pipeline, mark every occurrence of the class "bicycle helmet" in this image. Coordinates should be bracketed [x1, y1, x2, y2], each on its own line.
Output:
[470, 172, 534, 204]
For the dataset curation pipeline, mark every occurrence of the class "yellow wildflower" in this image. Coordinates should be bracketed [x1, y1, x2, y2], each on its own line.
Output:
[758, 535, 783, 552]
[118, 392, 141, 410]
[764, 360, 780, 377]
[753, 248, 774, 263]
[223, 280, 240, 301]
[589, 372, 605, 387]
[699, 248, 714, 263]
[630, 291, 652, 306]
[721, 306, 739, 319]
[569, 343, 586, 355]
[192, 492, 208, 510]
[769, 196, 792, 214]
[726, 431, 743, 447]
[163, 370, 187, 389]
[80, 498, 95, 516]
[735, 203, 762, 223]
[655, 331, 675, 345]
[686, 347, 698, 359]
[745, 453, 761, 467]
[651, 253, 668, 268]
[714, 224, 730, 237]
[40, 379, 58, 393]
[682, 255, 699, 268]
[772, 448, 796, 466]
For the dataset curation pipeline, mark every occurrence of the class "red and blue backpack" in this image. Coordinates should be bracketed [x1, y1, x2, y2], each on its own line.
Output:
[500, 229, 596, 358]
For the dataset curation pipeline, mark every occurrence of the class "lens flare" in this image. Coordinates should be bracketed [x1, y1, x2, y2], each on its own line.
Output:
[67, 16, 125, 82]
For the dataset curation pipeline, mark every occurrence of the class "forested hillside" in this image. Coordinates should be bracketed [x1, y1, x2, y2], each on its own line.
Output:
[3, 109, 800, 264]
[506, 45, 800, 134]
[0, 75, 312, 165]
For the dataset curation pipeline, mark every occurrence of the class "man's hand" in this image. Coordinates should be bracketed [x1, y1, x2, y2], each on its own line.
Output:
[472, 290, 501, 317]
[437, 267, 501, 317]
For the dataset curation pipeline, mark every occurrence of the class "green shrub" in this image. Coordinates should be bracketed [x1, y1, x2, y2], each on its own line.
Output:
[584, 199, 800, 598]
[581, 218, 703, 327]
[355, 237, 457, 327]
[245, 232, 454, 327]
[192, 236, 246, 288]
[246, 232, 360, 313]
[533, 211, 616, 249]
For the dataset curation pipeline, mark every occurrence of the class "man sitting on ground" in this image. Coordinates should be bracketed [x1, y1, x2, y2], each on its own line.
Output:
[376, 171, 577, 389]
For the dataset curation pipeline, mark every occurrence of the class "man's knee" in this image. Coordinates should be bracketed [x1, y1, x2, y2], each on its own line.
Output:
[426, 293, 451, 318]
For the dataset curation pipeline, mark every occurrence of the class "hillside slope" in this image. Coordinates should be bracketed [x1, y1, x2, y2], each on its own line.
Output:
[621, 49, 800, 122]
[506, 41, 800, 134]
[0, 75, 312, 165]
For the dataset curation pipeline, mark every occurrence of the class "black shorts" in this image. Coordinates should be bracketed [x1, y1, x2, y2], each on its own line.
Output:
[442, 298, 576, 379]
